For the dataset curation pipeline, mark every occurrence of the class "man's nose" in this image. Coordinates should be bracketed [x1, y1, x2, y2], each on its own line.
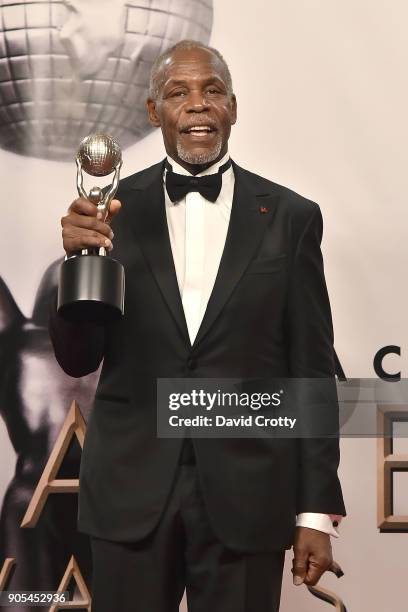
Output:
[185, 91, 210, 112]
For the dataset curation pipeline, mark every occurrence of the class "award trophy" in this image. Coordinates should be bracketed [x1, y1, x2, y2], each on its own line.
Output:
[57, 134, 125, 322]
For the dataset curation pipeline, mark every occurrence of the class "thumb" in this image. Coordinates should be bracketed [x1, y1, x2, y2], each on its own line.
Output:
[106, 199, 121, 223]
[292, 549, 308, 586]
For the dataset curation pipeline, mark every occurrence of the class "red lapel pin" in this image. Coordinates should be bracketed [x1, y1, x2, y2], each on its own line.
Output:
[259, 206, 269, 214]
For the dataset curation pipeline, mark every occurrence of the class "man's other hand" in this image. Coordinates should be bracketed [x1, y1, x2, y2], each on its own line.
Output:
[292, 526, 333, 586]
[61, 197, 121, 256]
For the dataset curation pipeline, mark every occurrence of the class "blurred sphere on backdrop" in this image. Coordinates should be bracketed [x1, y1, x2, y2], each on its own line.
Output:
[0, 0, 213, 161]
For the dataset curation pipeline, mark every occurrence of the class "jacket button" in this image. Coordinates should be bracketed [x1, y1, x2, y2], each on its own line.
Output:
[187, 358, 197, 370]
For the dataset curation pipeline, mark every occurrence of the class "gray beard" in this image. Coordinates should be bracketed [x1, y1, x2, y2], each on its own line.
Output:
[176, 136, 223, 166]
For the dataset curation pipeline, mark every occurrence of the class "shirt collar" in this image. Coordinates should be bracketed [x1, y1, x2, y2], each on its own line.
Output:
[165, 152, 231, 177]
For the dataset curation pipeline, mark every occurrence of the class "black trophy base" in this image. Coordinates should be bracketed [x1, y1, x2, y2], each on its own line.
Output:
[57, 255, 125, 323]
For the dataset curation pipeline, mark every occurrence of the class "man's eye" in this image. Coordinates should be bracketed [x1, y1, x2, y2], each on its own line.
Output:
[206, 88, 220, 95]
[172, 91, 186, 97]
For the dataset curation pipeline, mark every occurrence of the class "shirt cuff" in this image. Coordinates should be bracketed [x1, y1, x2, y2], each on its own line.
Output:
[296, 513, 340, 538]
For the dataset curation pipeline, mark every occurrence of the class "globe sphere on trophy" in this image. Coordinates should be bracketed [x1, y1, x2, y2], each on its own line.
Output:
[0, 0, 213, 160]
[57, 133, 125, 322]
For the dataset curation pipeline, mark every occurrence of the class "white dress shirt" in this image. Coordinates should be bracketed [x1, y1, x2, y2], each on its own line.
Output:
[164, 152, 340, 538]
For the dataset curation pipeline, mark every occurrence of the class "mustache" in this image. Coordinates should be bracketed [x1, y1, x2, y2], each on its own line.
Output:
[179, 120, 218, 132]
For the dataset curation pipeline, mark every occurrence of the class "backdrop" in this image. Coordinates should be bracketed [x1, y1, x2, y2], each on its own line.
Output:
[0, 1, 407, 610]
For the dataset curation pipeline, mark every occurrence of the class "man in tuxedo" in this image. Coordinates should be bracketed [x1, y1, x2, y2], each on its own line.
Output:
[50, 40, 346, 611]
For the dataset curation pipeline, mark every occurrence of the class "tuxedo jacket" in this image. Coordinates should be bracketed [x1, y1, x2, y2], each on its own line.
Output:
[49, 160, 346, 552]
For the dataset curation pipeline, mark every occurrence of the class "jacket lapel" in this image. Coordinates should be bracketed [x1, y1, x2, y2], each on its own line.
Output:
[192, 163, 280, 349]
[126, 162, 190, 346]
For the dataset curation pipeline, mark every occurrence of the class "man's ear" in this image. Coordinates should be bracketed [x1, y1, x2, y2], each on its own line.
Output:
[231, 94, 237, 125]
[146, 98, 161, 127]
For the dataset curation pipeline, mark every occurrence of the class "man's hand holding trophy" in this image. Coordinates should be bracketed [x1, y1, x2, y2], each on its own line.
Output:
[58, 134, 125, 323]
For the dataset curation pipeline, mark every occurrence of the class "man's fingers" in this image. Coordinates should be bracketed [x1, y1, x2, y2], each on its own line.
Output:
[62, 213, 114, 238]
[109, 199, 121, 216]
[61, 197, 120, 255]
[292, 526, 335, 587]
[292, 552, 308, 586]
[62, 227, 113, 254]
[303, 555, 332, 586]
[69, 197, 99, 216]
[293, 556, 343, 587]
[105, 199, 121, 224]
[64, 198, 121, 225]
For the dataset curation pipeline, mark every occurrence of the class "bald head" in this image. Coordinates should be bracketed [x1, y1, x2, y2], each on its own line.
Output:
[149, 40, 233, 101]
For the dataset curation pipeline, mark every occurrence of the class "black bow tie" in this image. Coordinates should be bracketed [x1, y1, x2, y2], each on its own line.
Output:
[165, 158, 232, 203]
